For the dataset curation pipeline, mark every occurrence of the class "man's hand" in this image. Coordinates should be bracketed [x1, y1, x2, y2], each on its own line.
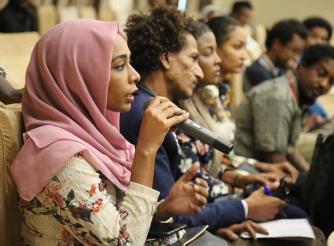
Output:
[258, 161, 299, 184]
[157, 163, 208, 220]
[216, 220, 268, 241]
[245, 187, 286, 221]
[303, 115, 326, 132]
[237, 173, 280, 188]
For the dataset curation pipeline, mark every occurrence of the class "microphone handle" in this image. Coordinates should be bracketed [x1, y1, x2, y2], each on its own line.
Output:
[143, 97, 233, 154]
[178, 119, 233, 154]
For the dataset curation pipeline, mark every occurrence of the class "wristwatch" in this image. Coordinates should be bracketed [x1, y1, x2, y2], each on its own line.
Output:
[154, 199, 173, 223]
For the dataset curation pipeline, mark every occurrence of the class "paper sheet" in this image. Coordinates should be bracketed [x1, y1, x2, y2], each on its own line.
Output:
[240, 219, 315, 239]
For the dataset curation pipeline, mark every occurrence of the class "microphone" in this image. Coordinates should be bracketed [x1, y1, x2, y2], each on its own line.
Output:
[143, 98, 233, 154]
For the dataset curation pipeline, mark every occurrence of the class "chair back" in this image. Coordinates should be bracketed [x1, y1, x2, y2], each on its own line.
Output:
[0, 103, 23, 246]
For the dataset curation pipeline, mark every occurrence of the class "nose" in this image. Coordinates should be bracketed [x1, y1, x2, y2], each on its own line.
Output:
[241, 48, 248, 61]
[194, 62, 204, 80]
[130, 65, 141, 83]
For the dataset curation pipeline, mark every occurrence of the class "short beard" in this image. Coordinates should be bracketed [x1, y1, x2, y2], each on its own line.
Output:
[298, 82, 315, 106]
[173, 91, 191, 102]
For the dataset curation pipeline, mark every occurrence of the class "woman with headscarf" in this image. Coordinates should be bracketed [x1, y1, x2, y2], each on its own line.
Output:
[11, 20, 208, 245]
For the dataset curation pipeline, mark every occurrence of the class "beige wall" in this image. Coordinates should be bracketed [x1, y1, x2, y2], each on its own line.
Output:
[212, 0, 334, 29]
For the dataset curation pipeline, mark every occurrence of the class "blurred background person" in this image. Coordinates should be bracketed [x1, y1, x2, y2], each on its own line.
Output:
[230, 0, 262, 63]
[303, 16, 333, 47]
[244, 19, 308, 91]
[0, 0, 37, 32]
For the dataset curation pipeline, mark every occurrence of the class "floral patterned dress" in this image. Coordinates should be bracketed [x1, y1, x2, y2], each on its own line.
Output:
[175, 131, 229, 202]
[20, 155, 159, 246]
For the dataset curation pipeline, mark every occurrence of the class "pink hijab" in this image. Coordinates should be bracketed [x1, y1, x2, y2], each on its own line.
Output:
[11, 20, 135, 201]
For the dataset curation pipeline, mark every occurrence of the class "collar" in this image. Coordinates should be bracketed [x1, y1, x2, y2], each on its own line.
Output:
[258, 53, 280, 77]
[137, 82, 156, 97]
[285, 71, 299, 103]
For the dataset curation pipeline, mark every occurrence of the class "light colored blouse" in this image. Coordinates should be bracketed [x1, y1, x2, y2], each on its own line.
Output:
[20, 155, 159, 245]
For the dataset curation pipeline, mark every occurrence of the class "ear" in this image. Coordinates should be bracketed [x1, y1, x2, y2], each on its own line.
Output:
[160, 52, 171, 70]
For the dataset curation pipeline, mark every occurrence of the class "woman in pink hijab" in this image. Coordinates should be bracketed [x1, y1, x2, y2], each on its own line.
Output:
[11, 20, 208, 245]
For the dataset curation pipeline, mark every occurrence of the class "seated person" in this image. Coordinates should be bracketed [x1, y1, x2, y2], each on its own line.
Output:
[11, 19, 208, 245]
[235, 44, 334, 172]
[0, 0, 37, 32]
[303, 16, 333, 47]
[177, 21, 330, 241]
[229, 1, 263, 63]
[302, 16, 333, 126]
[179, 19, 299, 189]
[121, 6, 310, 241]
[244, 19, 307, 91]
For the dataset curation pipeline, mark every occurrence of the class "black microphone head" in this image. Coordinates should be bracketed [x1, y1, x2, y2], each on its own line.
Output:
[178, 119, 233, 154]
[213, 137, 233, 154]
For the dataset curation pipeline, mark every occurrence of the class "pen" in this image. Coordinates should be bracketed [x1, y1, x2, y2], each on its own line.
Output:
[263, 184, 272, 196]
[263, 184, 288, 218]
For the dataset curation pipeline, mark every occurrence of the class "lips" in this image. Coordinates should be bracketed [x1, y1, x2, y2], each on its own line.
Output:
[126, 95, 134, 102]
[125, 89, 138, 102]
[132, 90, 139, 96]
[214, 69, 221, 77]
[127, 89, 138, 97]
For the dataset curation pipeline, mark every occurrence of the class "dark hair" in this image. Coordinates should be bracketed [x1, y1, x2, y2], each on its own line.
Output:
[301, 44, 334, 68]
[207, 16, 240, 46]
[125, 6, 194, 77]
[189, 20, 211, 40]
[231, 1, 253, 14]
[265, 19, 308, 49]
[303, 17, 333, 41]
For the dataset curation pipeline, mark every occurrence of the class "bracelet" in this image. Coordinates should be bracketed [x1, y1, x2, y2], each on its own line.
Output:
[219, 166, 235, 180]
[154, 199, 173, 223]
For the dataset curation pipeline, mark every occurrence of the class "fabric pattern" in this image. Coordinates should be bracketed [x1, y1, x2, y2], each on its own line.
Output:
[175, 131, 229, 202]
[179, 85, 234, 178]
[21, 155, 159, 246]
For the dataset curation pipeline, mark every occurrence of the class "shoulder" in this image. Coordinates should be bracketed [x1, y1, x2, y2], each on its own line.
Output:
[246, 59, 265, 74]
[248, 75, 290, 103]
[245, 60, 273, 86]
[57, 155, 101, 181]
